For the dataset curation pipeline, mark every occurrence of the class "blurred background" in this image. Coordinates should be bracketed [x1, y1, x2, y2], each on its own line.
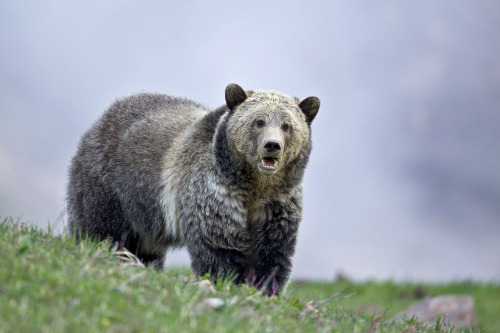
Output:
[1, 1, 499, 282]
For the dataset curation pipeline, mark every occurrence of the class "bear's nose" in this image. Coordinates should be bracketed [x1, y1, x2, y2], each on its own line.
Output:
[263, 140, 282, 153]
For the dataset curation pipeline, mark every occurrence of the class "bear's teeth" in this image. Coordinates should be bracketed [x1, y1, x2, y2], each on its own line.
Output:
[261, 158, 278, 168]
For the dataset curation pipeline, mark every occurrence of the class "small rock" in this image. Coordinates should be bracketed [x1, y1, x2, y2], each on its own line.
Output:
[202, 297, 225, 309]
[396, 295, 475, 328]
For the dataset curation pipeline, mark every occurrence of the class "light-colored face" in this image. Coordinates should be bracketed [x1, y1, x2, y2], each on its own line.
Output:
[227, 91, 311, 175]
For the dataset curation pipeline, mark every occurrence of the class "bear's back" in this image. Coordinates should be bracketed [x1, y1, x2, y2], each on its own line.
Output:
[68, 93, 211, 240]
[95, 93, 209, 151]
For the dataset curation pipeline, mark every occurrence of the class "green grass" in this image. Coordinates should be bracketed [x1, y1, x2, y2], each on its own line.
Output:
[1, 218, 498, 332]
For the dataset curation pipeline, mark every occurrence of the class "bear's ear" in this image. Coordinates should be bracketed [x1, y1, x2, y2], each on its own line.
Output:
[299, 96, 320, 124]
[225, 84, 248, 111]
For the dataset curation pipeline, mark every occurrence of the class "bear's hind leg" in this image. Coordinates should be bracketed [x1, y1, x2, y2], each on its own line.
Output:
[119, 232, 167, 269]
[137, 252, 166, 270]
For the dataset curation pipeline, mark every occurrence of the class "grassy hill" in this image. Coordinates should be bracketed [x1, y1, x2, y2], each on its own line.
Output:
[1, 218, 498, 332]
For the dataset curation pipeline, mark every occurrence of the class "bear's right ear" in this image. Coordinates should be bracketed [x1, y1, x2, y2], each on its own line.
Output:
[225, 84, 248, 111]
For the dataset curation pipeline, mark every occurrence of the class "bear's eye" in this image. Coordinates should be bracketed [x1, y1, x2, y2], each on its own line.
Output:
[256, 119, 265, 127]
[281, 123, 290, 131]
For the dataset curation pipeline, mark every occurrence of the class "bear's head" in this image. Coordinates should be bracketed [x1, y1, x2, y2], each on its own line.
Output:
[224, 83, 320, 177]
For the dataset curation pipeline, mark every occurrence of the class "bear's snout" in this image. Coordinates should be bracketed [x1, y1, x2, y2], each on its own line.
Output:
[263, 140, 282, 154]
[257, 131, 284, 174]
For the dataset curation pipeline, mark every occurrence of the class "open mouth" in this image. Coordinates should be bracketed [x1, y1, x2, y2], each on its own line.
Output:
[258, 157, 280, 173]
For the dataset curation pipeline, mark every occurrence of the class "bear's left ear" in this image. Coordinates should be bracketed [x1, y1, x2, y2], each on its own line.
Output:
[299, 96, 320, 124]
[225, 84, 248, 111]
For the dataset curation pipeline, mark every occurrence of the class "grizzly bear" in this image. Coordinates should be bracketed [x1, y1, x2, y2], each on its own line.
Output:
[67, 84, 320, 295]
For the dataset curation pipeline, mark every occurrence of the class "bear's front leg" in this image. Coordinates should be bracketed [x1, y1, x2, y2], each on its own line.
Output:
[250, 200, 301, 296]
[182, 201, 250, 284]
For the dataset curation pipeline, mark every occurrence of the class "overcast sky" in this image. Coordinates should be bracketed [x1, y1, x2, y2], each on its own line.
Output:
[1, 1, 499, 281]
